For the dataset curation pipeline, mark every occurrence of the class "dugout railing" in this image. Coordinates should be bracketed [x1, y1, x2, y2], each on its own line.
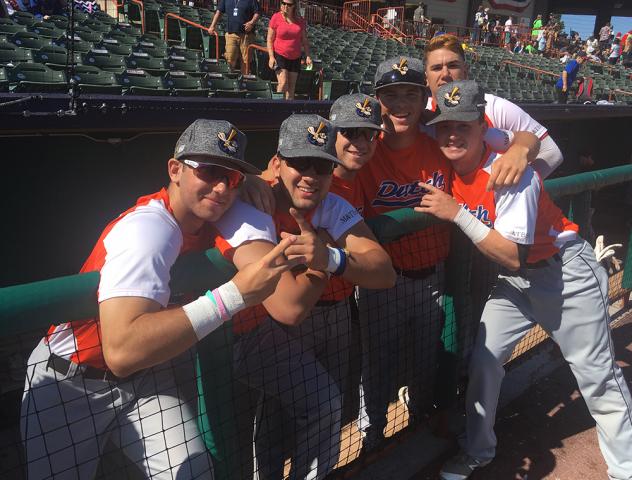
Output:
[1, 165, 631, 478]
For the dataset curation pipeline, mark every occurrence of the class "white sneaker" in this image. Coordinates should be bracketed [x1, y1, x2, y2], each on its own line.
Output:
[439, 452, 491, 480]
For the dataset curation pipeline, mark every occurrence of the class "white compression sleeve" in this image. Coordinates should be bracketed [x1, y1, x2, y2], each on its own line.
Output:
[453, 208, 491, 244]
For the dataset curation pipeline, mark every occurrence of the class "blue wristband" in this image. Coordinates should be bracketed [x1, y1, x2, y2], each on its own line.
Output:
[332, 248, 347, 276]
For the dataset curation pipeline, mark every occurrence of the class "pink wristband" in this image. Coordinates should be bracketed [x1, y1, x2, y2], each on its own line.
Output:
[212, 288, 229, 320]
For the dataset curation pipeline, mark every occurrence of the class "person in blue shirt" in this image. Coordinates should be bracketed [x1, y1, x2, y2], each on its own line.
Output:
[209, 0, 261, 74]
[555, 55, 586, 104]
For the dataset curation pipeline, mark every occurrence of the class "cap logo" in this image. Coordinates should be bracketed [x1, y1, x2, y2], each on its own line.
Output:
[392, 58, 408, 75]
[307, 122, 328, 146]
[217, 128, 238, 154]
[355, 98, 372, 118]
[443, 86, 461, 107]
[177, 144, 185, 153]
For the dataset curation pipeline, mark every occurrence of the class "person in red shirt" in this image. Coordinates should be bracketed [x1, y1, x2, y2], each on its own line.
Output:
[21, 120, 301, 480]
[418, 80, 632, 480]
[267, 0, 312, 99]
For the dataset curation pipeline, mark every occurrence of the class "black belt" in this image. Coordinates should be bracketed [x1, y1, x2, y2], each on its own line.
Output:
[397, 265, 436, 279]
[315, 298, 342, 307]
[525, 253, 562, 269]
[47, 353, 119, 382]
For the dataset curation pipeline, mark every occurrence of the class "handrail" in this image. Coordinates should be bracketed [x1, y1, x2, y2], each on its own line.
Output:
[370, 13, 408, 45]
[164, 13, 220, 60]
[500, 59, 558, 79]
[609, 88, 632, 101]
[130, 0, 144, 34]
[245, 43, 324, 100]
[346, 9, 370, 32]
[3, 164, 632, 336]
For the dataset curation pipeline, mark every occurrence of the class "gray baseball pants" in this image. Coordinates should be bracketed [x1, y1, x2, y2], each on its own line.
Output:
[21, 340, 213, 480]
[234, 316, 342, 480]
[464, 238, 632, 480]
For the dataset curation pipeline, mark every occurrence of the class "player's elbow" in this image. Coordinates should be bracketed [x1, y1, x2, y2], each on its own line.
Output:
[102, 345, 139, 378]
[271, 307, 309, 326]
[504, 257, 522, 272]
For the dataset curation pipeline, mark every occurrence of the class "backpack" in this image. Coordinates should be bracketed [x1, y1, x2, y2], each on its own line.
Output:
[576, 77, 594, 103]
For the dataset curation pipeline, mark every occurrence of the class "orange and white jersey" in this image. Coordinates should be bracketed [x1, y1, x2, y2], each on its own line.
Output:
[451, 150, 579, 263]
[46, 189, 276, 369]
[356, 131, 452, 270]
[427, 93, 549, 140]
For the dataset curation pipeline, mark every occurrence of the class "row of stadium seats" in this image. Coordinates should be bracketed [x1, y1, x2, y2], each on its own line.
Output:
[0, 62, 277, 97]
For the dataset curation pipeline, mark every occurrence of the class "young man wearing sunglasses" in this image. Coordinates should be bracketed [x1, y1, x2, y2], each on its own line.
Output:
[238, 113, 395, 480]
[21, 120, 304, 479]
[418, 80, 632, 480]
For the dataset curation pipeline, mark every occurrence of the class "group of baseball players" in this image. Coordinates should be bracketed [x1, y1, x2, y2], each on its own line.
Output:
[21, 34, 632, 480]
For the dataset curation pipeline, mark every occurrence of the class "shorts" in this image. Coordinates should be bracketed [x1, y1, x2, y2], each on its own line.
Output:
[224, 32, 254, 67]
[274, 52, 301, 73]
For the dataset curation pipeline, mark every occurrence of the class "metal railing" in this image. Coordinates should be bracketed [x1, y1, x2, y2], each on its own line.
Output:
[163, 12, 220, 60]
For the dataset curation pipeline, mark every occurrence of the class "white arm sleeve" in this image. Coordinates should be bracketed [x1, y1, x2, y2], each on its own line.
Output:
[531, 134, 563, 179]
[99, 207, 183, 306]
[493, 167, 540, 245]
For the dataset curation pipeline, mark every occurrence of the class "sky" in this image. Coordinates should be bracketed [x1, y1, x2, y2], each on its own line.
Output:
[561, 14, 632, 40]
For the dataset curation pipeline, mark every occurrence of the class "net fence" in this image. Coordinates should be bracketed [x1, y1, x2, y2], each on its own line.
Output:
[1, 182, 630, 480]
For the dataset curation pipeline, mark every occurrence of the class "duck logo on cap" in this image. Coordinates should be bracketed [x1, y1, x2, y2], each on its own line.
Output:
[217, 128, 238, 154]
[392, 58, 409, 75]
[307, 122, 328, 146]
[355, 98, 372, 118]
[443, 86, 461, 107]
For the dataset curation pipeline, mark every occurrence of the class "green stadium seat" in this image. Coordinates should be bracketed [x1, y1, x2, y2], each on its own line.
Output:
[55, 35, 94, 54]
[29, 22, 65, 39]
[163, 70, 208, 96]
[113, 23, 142, 38]
[243, 78, 272, 99]
[0, 40, 33, 66]
[199, 58, 238, 78]
[33, 45, 81, 70]
[294, 69, 319, 99]
[94, 11, 117, 26]
[71, 9, 90, 23]
[143, 3, 163, 36]
[100, 39, 133, 56]
[82, 19, 112, 34]
[105, 31, 137, 45]
[139, 35, 169, 49]
[74, 26, 104, 44]
[126, 52, 168, 75]
[71, 65, 122, 94]
[83, 49, 126, 72]
[134, 41, 168, 58]
[164, 55, 198, 73]
[0, 66, 8, 91]
[10, 32, 52, 50]
[0, 19, 27, 36]
[169, 45, 201, 61]
[10, 11, 36, 27]
[117, 68, 170, 95]
[46, 15, 69, 30]
[205, 76, 246, 98]
[7, 62, 67, 93]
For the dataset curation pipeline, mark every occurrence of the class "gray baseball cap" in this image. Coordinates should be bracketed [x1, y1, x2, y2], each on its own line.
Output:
[174, 119, 260, 174]
[374, 56, 426, 91]
[277, 114, 341, 165]
[426, 80, 487, 125]
[329, 93, 386, 131]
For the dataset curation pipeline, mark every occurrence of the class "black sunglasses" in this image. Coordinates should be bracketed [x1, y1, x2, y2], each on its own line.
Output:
[283, 157, 335, 175]
[339, 127, 380, 142]
[375, 69, 426, 89]
[281, 1, 295, 5]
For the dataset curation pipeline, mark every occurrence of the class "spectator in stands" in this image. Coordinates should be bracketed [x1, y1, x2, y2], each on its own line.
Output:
[512, 40, 524, 54]
[537, 28, 546, 54]
[208, 0, 260, 74]
[554, 54, 586, 104]
[414, 2, 429, 38]
[531, 13, 542, 40]
[266, 0, 312, 100]
[599, 21, 612, 50]
[622, 36, 632, 67]
[424, 79, 632, 480]
[586, 35, 598, 55]
[503, 16, 513, 48]
[608, 37, 621, 65]
[524, 40, 537, 54]
[471, 5, 485, 44]
[20, 119, 296, 480]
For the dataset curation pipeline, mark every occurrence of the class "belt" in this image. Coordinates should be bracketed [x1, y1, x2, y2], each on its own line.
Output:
[525, 253, 561, 269]
[47, 353, 119, 382]
[397, 265, 436, 280]
[315, 298, 342, 307]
